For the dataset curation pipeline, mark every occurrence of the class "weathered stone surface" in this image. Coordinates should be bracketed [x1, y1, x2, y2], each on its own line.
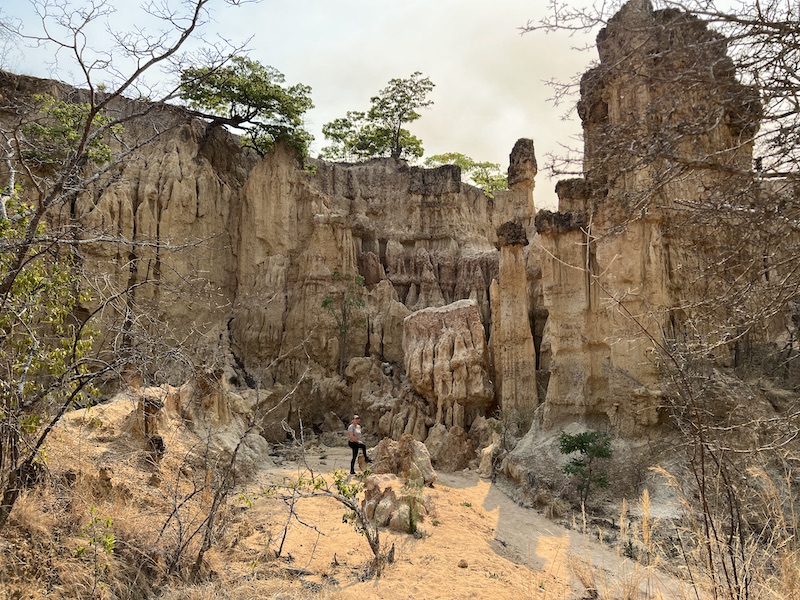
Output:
[424, 424, 475, 472]
[496, 221, 528, 247]
[371, 433, 437, 486]
[362, 473, 435, 533]
[403, 300, 493, 429]
[321, 411, 345, 433]
[3, 72, 540, 460]
[533, 0, 761, 437]
[344, 357, 430, 443]
[534, 210, 588, 234]
[152, 371, 275, 475]
[490, 222, 538, 420]
[554, 179, 590, 213]
[468, 415, 499, 452]
[366, 282, 411, 367]
[76, 119, 254, 381]
[476, 434, 502, 479]
[507, 138, 537, 191]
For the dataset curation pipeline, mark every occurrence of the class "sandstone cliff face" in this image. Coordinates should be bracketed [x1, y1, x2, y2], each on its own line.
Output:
[534, 0, 761, 435]
[7, 0, 789, 488]
[76, 116, 258, 377]
[403, 300, 494, 430]
[16, 74, 539, 454]
[225, 143, 536, 390]
[0, 73, 260, 379]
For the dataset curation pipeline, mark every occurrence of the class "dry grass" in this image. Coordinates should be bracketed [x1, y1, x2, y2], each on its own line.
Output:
[7, 393, 800, 599]
[158, 579, 337, 600]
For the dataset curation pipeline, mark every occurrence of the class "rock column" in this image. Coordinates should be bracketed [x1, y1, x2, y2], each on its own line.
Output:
[490, 221, 538, 419]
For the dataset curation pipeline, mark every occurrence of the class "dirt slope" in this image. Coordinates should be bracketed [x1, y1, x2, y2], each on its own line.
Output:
[1, 398, 692, 599]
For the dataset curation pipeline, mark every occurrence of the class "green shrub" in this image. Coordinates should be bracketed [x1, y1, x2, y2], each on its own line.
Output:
[558, 430, 612, 505]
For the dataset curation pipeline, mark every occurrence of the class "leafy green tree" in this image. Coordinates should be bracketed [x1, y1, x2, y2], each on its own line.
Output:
[21, 94, 122, 168]
[180, 56, 314, 155]
[321, 72, 434, 161]
[558, 430, 612, 506]
[322, 271, 366, 377]
[0, 189, 99, 529]
[425, 152, 508, 198]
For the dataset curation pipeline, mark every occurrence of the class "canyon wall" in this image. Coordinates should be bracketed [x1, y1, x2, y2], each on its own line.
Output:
[532, 0, 762, 436]
[0, 70, 542, 453]
[4, 0, 793, 480]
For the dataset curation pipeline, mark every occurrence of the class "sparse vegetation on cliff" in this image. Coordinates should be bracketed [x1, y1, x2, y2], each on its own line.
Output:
[321, 72, 434, 161]
[425, 152, 508, 197]
[322, 271, 366, 377]
[179, 56, 314, 156]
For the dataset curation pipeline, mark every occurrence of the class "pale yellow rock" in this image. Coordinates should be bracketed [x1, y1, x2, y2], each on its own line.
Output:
[403, 300, 493, 429]
[490, 222, 538, 421]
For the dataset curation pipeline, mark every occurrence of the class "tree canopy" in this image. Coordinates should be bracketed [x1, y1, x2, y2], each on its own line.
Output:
[425, 152, 508, 198]
[180, 56, 314, 156]
[321, 72, 434, 161]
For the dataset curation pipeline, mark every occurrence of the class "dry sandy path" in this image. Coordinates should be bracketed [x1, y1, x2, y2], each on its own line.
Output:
[231, 446, 691, 600]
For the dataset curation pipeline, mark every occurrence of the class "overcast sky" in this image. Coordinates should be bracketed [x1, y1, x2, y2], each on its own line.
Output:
[2, 0, 599, 209]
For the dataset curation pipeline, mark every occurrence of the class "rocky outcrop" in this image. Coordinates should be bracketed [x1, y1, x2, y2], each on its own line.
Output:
[226, 141, 537, 393]
[9, 0, 787, 493]
[371, 433, 437, 486]
[533, 0, 761, 436]
[424, 424, 475, 472]
[150, 371, 274, 476]
[76, 118, 256, 379]
[490, 222, 538, 421]
[362, 473, 436, 534]
[403, 300, 494, 430]
[507, 138, 537, 192]
[345, 357, 430, 443]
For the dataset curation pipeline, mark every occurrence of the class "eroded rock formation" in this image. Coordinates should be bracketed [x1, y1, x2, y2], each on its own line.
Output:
[533, 0, 761, 436]
[403, 300, 494, 430]
[490, 221, 538, 421]
[6, 0, 790, 489]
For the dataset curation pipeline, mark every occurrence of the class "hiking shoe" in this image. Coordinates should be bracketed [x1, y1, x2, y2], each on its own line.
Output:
[349, 471, 356, 475]
[365, 457, 373, 463]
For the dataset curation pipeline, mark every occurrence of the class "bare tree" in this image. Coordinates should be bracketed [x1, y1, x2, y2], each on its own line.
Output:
[0, 0, 256, 531]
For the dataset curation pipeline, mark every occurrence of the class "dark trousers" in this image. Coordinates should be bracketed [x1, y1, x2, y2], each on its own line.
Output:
[349, 440, 368, 472]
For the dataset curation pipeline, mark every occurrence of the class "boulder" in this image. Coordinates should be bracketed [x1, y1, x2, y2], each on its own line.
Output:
[424, 425, 475, 472]
[468, 415, 499, 452]
[371, 433, 436, 486]
[362, 473, 435, 534]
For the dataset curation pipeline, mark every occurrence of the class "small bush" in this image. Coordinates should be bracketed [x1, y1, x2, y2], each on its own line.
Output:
[558, 430, 612, 506]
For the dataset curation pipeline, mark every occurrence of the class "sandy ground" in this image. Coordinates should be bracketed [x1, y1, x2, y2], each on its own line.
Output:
[28, 399, 694, 600]
[217, 446, 692, 600]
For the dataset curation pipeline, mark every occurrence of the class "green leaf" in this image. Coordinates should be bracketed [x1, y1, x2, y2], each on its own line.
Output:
[180, 56, 314, 156]
[321, 73, 434, 161]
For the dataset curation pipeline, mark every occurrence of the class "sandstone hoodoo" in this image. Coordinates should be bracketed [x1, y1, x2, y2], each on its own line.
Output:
[3, 0, 800, 595]
[0, 1, 789, 463]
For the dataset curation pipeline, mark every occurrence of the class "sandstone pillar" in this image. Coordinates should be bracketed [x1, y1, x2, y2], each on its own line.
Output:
[535, 211, 592, 429]
[490, 221, 538, 418]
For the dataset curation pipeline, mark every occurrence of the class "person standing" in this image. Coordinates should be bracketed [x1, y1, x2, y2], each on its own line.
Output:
[347, 415, 371, 474]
